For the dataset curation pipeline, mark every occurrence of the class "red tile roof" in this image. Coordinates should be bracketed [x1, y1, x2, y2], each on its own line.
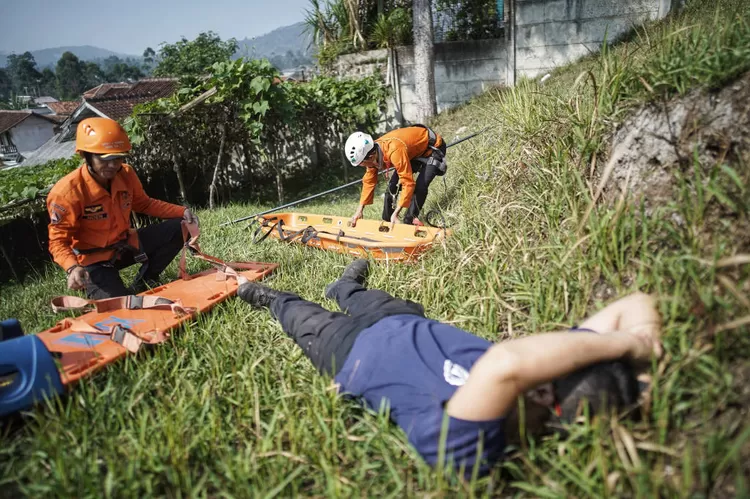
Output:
[46, 101, 80, 116]
[84, 78, 180, 120]
[82, 83, 130, 99]
[126, 78, 180, 96]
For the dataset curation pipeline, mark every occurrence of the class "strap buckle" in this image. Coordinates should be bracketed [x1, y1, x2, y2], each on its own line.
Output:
[133, 252, 148, 264]
[126, 295, 144, 310]
[110, 325, 143, 354]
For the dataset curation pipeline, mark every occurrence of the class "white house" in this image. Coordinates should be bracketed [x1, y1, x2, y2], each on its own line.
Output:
[0, 111, 61, 165]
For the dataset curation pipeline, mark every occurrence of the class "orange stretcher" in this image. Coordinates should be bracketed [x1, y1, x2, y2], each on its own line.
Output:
[251, 212, 450, 262]
[36, 263, 275, 385]
[1, 221, 277, 419]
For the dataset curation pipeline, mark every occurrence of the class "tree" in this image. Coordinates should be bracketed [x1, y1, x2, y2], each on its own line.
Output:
[83, 62, 105, 88]
[370, 7, 412, 48]
[107, 62, 143, 82]
[0, 96, 28, 110]
[56, 52, 87, 100]
[39, 68, 57, 97]
[412, 0, 436, 121]
[92, 56, 143, 83]
[304, 0, 336, 48]
[0, 68, 11, 101]
[143, 47, 156, 73]
[100, 55, 123, 75]
[6, 52, 42, 96]
[153, 32, 238, 77]
[435, 0, 502, 41]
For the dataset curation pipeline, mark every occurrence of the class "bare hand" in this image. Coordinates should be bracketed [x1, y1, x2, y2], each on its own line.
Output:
[389, 209, 401, 229]
[350, 209, 363, 227]
[626, 323, 663, 360]
[183, 208, 199, 226]
[67, 266, 89, 291]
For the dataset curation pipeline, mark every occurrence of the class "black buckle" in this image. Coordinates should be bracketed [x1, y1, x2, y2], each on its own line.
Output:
[111, 325, 129, 343]
[134, 252, 148, 264]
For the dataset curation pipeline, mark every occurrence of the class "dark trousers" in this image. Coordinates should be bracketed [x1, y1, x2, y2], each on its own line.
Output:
[382, 158, 444, 225]
[270, 278, 425, 376]
[84, 218, 184, 299]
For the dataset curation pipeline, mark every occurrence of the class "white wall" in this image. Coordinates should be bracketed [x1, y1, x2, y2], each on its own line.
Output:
[515, 0, 666, 78]
[336, 39, 508, 124]
[9, 115, 56, 154]
[334, 0, 674, 121]
[396, 39, 509, 120]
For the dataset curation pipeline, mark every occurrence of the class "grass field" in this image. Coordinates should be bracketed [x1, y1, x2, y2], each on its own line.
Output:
[2, 0, 749, 496]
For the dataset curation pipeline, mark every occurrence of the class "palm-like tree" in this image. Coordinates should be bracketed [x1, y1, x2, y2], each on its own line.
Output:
[304, 0, 368, 49]
[304, 0, 336, 47]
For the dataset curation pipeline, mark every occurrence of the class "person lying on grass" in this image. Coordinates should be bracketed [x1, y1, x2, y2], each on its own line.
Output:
[236, 259, 662, 476]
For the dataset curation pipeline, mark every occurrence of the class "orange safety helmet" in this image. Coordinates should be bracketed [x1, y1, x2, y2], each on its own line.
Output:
[75, 117, 131, 159]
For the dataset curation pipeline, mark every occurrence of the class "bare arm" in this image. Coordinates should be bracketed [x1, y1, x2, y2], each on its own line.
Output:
[446, 292, 661, 421]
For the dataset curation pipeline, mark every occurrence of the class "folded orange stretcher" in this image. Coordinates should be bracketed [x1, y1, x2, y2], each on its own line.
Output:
[252, 212, 450, 262]
[0, 221, 276, 417]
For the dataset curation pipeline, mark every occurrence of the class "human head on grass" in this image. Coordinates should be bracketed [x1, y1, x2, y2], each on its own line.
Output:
[504, 360, 640, 444]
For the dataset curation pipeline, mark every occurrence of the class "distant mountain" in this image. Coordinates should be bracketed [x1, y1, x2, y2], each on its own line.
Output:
[0, 23, 314, 73]
[236, 22, 315, 70]
[0, 45, 140, 69]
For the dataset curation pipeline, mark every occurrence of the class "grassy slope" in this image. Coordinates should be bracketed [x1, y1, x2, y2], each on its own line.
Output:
[2, 0, 750, 496]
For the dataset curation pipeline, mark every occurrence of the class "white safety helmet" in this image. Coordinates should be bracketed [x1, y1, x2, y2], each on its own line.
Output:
[345, 131, 375, 166]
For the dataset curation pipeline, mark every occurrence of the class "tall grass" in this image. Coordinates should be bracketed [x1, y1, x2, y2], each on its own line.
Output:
[1, 0, 749, 496]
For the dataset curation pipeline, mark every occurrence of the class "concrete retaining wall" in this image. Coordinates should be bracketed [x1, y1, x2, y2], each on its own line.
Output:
[515, 0, 668, 77]
[334, 0, 674, 122]
[336, 39, 508, 123]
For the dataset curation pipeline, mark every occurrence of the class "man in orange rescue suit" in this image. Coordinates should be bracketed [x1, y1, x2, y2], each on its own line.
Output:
[47, 117, 198, 299]
[345, 125, 447, 227]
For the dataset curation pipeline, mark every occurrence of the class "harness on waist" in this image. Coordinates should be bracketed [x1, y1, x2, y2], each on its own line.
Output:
[74, 229, 150, 284]
[410, 124, 447, 176]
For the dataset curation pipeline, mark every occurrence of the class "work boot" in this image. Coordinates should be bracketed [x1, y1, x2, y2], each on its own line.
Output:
[237, 282, 282, 309]
[325, 259, 370, 299]
[340, 259, 370, 284]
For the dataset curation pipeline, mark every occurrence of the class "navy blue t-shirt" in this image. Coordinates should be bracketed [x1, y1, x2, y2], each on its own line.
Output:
[334, 314, 505, 475]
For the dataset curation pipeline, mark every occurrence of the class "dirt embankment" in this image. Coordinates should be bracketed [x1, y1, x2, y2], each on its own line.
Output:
[602, 72, 749, 248]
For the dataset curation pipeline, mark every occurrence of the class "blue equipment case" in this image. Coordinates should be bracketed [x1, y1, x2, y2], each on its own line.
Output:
[1, 326, 65, 417]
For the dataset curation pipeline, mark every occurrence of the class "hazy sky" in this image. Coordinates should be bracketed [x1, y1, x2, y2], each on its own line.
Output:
[0, 0, 311, 55]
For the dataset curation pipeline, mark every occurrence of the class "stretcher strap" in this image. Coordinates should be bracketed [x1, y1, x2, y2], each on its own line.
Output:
[250, 219, 279, 244]
[178, 220, 258, 281]
[279, 225, 318, 244]
[60, 318, 169, 352]
[51, 294, 192, 315]
[110, 325, 145, 353]
[252, 218, 319, 245]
